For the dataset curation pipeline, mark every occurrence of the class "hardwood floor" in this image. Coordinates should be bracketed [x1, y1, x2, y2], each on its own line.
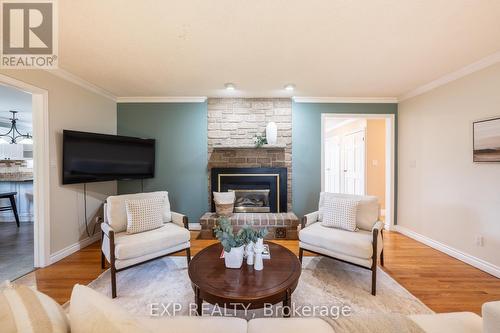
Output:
[21, 231, 500, 314]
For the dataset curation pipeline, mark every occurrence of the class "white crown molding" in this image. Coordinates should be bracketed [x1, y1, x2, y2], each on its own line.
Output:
[45, 68, 117, 101]
[117, 96, 207, 103]
[399, 51, 500, 101]
[293, 97, 398, 104]
[393, 225, 500, 278]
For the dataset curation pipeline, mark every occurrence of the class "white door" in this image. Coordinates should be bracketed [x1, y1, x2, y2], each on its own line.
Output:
[324, 137, 341, 192]
[342, 130, 365, 195]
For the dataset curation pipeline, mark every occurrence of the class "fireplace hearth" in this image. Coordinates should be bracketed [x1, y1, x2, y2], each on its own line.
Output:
[211, 167, 287, 213]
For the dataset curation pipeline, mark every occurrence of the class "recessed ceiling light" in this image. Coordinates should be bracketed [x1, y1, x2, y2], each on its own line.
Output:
[225, 83, 235, 91]
[284, 84, 295, 91]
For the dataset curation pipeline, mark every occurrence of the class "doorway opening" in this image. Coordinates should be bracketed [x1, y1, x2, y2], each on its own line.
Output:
[0, 74, 51, 275]
[0, 84, 35, 281]
[321, 114, 395, 227]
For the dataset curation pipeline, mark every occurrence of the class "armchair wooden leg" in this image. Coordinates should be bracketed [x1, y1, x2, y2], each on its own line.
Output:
[371, 228, 379, 296]
[111, 264, 117, 299]
[109, 229, 117, 298]
[186, 247, 191, 265]
[380, 249, 384, 267]
[298, 248, 304, 264]
[101, 251, 106, 269]
[371, 264, 377, 296]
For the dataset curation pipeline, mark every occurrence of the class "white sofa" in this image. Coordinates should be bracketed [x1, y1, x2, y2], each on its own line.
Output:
[299, 193, 384, 295]
[101, 191, 191, 298]
[68, 284, 498, 333]
[2, 281, 499, 332]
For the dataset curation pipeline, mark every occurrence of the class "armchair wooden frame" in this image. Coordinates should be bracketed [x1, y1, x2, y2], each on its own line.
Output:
[298, 217, 384, 296]
[101, 216, 191, 298]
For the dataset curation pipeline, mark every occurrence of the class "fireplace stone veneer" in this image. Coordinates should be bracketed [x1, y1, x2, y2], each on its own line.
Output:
[207, 98, 292, 211]
[203, 98, 296, 238]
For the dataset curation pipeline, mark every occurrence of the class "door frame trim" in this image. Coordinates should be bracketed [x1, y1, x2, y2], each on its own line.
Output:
[0, 74, 51, 267]
[321, 113, 395, 228]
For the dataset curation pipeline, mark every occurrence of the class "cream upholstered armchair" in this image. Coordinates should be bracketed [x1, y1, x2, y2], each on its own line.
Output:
[298, 193, 384, 295]
[101, 191, 191, 298]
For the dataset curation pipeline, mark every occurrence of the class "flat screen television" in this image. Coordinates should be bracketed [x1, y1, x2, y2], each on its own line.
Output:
[63, 130, 155, 184]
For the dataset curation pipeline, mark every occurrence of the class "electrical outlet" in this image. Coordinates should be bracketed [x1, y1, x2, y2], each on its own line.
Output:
[475, 235, 484, 247]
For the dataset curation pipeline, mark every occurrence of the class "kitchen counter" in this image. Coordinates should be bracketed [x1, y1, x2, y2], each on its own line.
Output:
[0, 177, 33, 182]
[0, 180, 33, 222]
[0, 159, 33, 183]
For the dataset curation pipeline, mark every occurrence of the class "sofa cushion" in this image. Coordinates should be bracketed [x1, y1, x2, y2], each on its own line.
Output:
[107, 191, 171, 233]
[126, 197, 165, 234]
[248, 318, 333, 333]
[0, 281, 69, 333]
[321, 194, 359, 231]
[483, 301, 500, 333]
[409, 312, 482, 333]
[299, 222, 375, 259]
[319, 192, 379, 231]
[70, 284, 247, 333]
[114, 223, 190, 260]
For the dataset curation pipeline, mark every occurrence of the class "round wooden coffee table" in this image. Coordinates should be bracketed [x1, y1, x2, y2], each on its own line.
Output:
[188, 242, 301, 317]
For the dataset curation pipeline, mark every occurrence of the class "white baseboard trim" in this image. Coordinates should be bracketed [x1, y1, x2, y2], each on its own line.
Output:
[393, 225, 500, 278]
[49, 233, 101, 265]
[189, 223, 201, 231]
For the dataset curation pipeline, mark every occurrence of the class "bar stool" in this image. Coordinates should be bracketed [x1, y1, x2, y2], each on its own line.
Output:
[0, 192, 20, 227]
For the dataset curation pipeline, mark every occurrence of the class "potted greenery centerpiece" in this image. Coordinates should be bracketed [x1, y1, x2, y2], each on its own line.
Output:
[214, 218, 268, 269]
[214, 217, 245, 268]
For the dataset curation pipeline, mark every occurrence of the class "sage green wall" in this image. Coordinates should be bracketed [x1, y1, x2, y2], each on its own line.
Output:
[117, 102, 208, 223]
[292, 102, 398, 219]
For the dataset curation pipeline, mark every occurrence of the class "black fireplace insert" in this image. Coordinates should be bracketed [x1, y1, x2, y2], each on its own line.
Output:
[210, 167, 287, 213]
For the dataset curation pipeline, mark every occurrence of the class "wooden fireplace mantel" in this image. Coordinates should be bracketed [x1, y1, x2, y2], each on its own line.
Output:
[212, 144, 286, 150]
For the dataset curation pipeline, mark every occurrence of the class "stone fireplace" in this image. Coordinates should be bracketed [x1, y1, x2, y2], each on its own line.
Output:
[200, 98, 298, 239]
[207, 98, 292, 210]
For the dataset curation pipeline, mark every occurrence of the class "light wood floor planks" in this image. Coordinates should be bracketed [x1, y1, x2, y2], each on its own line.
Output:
[21, 231, 500, 314]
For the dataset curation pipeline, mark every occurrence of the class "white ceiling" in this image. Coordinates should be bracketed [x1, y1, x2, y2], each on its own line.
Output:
[57, 0, 500, 98]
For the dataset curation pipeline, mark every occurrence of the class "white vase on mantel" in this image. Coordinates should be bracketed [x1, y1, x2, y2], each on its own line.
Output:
[266, 122, 277, 145]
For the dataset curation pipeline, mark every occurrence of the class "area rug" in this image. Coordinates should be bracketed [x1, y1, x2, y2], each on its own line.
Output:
[87, 256, 432, 320]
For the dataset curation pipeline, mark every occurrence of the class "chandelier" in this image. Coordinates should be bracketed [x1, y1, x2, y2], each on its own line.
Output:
[0, 111, 33, 144]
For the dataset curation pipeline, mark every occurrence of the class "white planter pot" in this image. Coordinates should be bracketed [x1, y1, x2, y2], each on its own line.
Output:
[224, 245, 245, 269]
[266, 122, 278, 145]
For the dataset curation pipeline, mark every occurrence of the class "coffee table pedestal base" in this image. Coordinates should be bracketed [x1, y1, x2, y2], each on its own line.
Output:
[193, 286, 293, 318]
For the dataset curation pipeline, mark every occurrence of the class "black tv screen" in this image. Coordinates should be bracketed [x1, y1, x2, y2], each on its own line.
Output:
[63, 130, 155, 184]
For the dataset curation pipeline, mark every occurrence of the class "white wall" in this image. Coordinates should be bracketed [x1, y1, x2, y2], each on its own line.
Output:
[0, 69, 117, 256]
[398, 63, 500, 272]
